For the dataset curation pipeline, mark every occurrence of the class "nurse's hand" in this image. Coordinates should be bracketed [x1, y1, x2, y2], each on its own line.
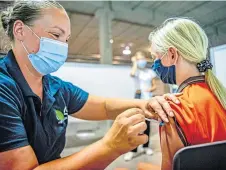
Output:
[145, 93, 182, 122]
[102, 108, 148, 155]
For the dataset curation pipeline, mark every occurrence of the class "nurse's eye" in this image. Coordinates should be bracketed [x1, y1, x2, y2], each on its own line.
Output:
[51, 33, 60, 39]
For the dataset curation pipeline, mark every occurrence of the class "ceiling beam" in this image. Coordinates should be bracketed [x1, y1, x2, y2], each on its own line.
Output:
[131, 1, 143, 11]
[61, 1, 171, 28]
[66, 10, 155, 29]
[178, 1, 210, 16]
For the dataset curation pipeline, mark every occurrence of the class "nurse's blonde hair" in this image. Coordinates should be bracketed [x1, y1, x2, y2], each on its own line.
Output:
[149, 17, 226, 109]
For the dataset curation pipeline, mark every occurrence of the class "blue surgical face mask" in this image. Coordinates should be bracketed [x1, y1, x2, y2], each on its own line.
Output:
[137, 59, 147, 69]
[151, 53, 176, 84]
[21, 26, 68, 75]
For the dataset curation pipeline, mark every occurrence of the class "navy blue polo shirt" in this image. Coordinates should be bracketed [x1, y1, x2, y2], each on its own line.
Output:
[0, 50, 89, 164]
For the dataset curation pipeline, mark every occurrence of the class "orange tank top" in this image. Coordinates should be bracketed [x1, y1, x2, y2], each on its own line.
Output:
[160, 76, 226, 170]
[172, 76, 226, 145]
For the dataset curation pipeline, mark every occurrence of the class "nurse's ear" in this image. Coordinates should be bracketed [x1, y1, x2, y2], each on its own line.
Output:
[168, 47, 179, 65]
[13, 20, 26, 41]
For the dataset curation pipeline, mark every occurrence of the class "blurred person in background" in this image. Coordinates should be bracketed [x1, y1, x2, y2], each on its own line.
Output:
[124, 51, 157, 161]
[150, 17, 226, 170]
[0, 1, 179, 170]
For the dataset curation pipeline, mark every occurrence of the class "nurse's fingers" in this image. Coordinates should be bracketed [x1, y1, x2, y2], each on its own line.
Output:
[147, 97, 169, 122]
[132, 134, 149, 146]
[127, 114, 145, 125]
[120, 108, 144, 118]
[163, 93, 182, 104]
[128, 121, 147, 136]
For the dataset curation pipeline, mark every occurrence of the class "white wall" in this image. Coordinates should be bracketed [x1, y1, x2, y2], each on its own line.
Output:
[210, 44, 226, 88]
[52, 62, 136, 145]
[52, 62, 136, 99]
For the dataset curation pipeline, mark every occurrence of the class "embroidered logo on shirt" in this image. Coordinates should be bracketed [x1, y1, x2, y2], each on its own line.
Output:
[55, 107, 68, 124]
[55, 110, 64, 121]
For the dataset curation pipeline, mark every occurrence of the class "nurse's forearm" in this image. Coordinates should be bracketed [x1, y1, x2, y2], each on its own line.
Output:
[35, 139, 120, 170]
[105, 98, 145, 119]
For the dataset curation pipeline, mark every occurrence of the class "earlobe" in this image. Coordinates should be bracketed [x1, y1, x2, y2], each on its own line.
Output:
[13, 20, 25, 41]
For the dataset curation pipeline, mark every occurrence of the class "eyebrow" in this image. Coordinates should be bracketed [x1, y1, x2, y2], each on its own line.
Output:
[52, 26, 65, 33]
[52, 26, 65, 34]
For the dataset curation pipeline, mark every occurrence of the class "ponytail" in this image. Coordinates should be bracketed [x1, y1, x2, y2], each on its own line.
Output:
[206, 69, 226, 109]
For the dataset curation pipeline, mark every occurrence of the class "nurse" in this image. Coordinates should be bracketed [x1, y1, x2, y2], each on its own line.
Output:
[0, 1, 178, 169]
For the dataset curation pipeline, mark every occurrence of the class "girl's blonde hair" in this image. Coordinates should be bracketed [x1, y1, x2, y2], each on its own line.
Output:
[149, 17, 226, 109]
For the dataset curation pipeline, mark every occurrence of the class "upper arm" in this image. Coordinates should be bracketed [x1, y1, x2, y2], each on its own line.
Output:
[160, 117, 185, 170]
[0, 146, 38, 170]
[60, 79, 108, 120]
[61, 81, 89, 115]
[0, 82, 28, 151]
[0, 83, 38, 169]
[160, 100, 196, 170]
[168, 99, 196, 144]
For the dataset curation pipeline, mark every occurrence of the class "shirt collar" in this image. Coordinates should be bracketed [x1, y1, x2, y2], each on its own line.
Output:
[44, 74, 62, 97]
[4, 50, 61, 97]
[177, 75, 205, 93]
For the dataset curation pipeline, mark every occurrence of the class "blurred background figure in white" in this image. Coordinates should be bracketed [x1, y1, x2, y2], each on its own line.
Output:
[124, 51, 157, 161]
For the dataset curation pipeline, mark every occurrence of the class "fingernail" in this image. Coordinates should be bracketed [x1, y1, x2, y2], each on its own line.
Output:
[165, 118, 169, 123]
[169, 111, 174, 117]
[176, 100, 180, 104]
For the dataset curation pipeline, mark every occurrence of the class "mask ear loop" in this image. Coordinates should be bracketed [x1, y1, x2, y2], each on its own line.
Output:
[26, 25, 41, 40]
[21, 41, 30, 55]
[21, 25, 41, 55]
[159, 52, 171, 82]
[161, 50, 178, 84]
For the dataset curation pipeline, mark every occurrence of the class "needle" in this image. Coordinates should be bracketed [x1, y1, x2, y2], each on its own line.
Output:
[145, 118, 165, 126]
[145, 118, 158, 123]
